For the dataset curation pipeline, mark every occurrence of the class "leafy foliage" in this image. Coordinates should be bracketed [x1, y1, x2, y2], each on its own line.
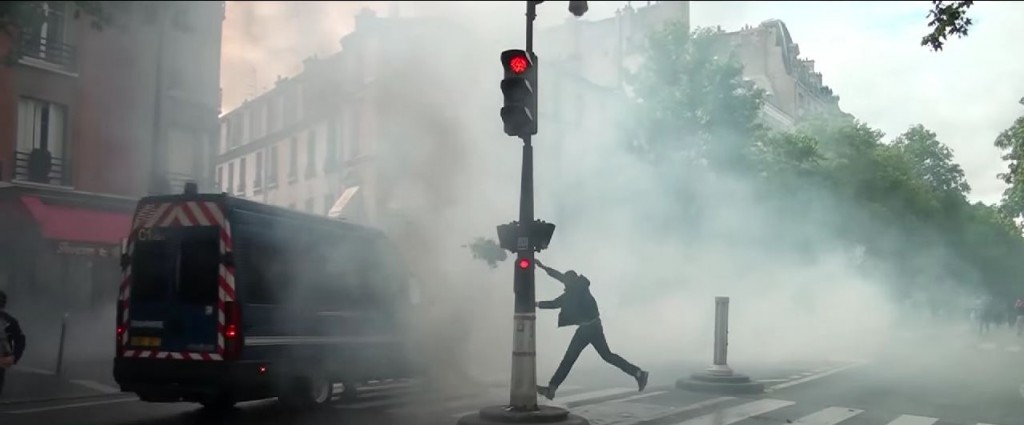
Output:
[623, 20, 1024, 301]
[922, 0, 974, 51]
[0, 1, 110, 65]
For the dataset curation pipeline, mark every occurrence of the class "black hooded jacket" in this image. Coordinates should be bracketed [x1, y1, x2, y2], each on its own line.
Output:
[0, 310, 26, 363]
[537, 268, 600, 328]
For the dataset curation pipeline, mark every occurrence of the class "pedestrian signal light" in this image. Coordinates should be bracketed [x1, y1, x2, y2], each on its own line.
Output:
[509, 55, 529, 74]
[518, 258, 531, 269]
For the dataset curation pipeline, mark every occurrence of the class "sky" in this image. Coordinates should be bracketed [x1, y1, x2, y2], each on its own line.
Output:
[220, 1, 1024, 204]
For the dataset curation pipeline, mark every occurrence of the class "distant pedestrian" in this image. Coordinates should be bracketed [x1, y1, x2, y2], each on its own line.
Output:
[533, 259, 648, 400]
[0, 290, 27, 397]
[1014, 298, 1024, 337]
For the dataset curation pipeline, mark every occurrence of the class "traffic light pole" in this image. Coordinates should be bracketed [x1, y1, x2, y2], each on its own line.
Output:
[509, 0, 539, 412]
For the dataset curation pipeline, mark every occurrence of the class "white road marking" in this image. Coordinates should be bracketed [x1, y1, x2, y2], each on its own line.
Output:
[788, 375, 803, 379]
[599, 390, 667, 404]
[550, 387, 635, 408]
[572, 396, 735, 425]
[450, 387, 630, 418]
[670, 398, 795, 425]
[11, 365, 54, 375]
[884, 415, 937, 425]
[790, 406, 864, 424]
[69, 379, 121, 394]
[758, 379, 791, 383]
[884, 415, 939, 425]
[769, 362, 865, 391]
[10, 397, 137, 414]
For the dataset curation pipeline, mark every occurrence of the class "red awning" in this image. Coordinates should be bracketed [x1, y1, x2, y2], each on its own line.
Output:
[20, 196, 133, 245]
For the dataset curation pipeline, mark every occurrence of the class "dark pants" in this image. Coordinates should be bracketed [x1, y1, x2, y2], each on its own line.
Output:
[0, 368, 5, 397]
[549, 320, 640, 388]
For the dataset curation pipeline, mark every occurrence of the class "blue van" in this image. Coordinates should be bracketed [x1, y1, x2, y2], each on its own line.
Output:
[113, 185, 417, 409]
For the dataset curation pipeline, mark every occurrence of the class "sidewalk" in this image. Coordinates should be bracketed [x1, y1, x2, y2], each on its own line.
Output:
[0, 365, 118, 405]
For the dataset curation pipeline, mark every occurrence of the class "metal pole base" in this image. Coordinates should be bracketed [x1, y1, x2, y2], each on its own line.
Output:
[456, 405, 590, 425]
[675, 367, 764, 395]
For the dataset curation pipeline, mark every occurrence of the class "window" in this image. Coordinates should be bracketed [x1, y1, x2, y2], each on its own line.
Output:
[228, 117, 243, 147]
[288, 137, 298, 182]
[16, 97, 68, 184]
[284, 90, 300, 125]
[249, 105, 263, 141]
[324, 119, 340, 173]
[237, 157, 247, 193]
[305, 130, 317, 180]
[23, 2, 70, 69]
[305, 198, 315, 213]
[267, 145, 279, 187]
[268, 97, 283, 133]
[130, 238, 176, 303]
[216, 166, 223, 190]
[254, 151, 264, 191]
[177, 228, 220, 305]
[227, 162, 234, 193]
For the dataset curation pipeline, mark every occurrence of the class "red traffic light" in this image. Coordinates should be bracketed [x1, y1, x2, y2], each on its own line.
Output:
[518, 258, 531, 269]
[509, 55, 529, 74]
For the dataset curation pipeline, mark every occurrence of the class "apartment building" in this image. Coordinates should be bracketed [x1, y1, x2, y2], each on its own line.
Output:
[0, 1, 224, 312]
[216, 9, 488, 230]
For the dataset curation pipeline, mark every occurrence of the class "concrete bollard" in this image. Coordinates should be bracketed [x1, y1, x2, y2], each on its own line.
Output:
[55, 313, 68, 377]
[676, 297, 763, 395]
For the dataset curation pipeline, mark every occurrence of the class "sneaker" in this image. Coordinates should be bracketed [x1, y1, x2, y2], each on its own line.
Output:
[536, 385, 556, 400]
[635, 371, 649, 392]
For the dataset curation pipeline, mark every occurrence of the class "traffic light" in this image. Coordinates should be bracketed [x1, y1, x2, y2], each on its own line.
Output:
[500, 49, 538, 138]
[518, 258, 532, 269]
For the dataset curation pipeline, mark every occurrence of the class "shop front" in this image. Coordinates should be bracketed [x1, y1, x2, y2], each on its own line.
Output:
[0, 183, 136, 316]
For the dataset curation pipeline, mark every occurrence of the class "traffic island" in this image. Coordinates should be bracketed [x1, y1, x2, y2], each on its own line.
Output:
[456, 405, 590, 425]
[676, 297, 765, 395]
[676, 368, 765, 395]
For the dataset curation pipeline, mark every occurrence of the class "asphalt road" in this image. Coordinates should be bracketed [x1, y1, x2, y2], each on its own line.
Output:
[2, 327, 1019, 425]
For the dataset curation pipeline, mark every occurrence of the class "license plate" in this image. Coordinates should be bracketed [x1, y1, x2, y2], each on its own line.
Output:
[130, 337, 161, 347]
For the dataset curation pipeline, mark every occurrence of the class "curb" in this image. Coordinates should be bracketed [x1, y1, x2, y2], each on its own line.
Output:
[0, 392, 131, 407]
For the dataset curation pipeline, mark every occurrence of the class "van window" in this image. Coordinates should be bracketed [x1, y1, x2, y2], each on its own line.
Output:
[132, 239, 176, 303]
[177, 227, 221, 305]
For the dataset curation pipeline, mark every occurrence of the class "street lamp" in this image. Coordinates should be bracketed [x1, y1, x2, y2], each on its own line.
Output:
[456, 2, 589, 425]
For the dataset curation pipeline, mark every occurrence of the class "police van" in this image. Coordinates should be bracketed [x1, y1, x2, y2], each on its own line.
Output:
[114, 184, 417, 409]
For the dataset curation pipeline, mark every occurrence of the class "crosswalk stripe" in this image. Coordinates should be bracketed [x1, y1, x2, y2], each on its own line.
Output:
[550, 387, 635, 408]
[670, 398, 796, 425]
[450, 387, 630, 417]
[790, 406, 863, 424]
[885, 415, 939, 425]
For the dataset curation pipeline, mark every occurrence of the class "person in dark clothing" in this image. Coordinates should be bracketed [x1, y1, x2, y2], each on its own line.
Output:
[534, 260, 648, 400]
[0, 290, 27, 397]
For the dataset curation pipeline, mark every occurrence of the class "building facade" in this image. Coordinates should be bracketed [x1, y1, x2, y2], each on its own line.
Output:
[0, 1, 224, 315]
[216, 10, 489, 230]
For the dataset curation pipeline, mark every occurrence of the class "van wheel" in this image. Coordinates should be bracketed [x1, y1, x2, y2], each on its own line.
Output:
[280, 375, 332, 409]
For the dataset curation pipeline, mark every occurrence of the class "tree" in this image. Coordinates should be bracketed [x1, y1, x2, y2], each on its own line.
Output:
[627, 23, 766, 172]
[0, 1, 110, 65]
[994, 115, 1024, 217]
[922, 0, 974, 51]
[891, 124, 970, 197]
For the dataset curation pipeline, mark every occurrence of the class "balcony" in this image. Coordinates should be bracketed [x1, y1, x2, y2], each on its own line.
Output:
[13, 149, 69, 186]
[19, 35, 78, 74]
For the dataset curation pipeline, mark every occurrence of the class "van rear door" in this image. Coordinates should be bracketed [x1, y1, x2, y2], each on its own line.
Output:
[128, 225, 222, 359]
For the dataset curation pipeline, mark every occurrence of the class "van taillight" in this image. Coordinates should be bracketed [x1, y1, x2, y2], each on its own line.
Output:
[115, 301, 126, 355]
[223, 301, 242, 360]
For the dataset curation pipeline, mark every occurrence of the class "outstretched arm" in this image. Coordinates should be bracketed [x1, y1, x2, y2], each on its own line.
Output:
[535, 260, 569, 285]
[536, 293, 565, 310]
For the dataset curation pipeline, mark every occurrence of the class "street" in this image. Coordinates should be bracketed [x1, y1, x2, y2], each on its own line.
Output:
[3, 326, 1020, 425]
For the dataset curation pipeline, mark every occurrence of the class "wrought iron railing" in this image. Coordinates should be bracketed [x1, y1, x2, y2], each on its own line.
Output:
[19, 35, 78, 73]
[14, 149, 68, 186]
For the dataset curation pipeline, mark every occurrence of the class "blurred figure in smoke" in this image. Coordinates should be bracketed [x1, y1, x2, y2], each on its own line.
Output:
[1014, 297, 1024, 337]
[0, 290, 27, 396]
[534, 260, 649, 400]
